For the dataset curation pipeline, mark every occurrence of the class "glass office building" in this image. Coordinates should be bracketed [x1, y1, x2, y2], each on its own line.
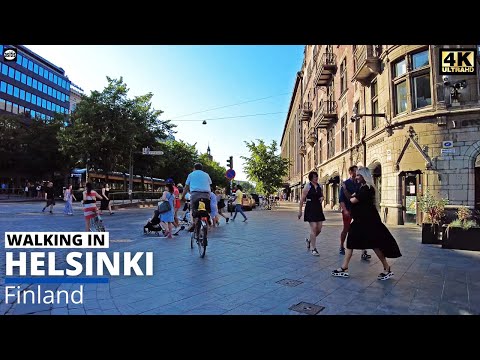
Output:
[0, 45, 70, 121]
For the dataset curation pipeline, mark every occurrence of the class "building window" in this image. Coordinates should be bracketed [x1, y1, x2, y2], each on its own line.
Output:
[22, 57, 28, 68]
[341, 114, 348, 150]
[21, 73, 26, 84]
[2, 64, 8, 75]
[6, 101, 12, 112]
[13, 87, 19, 98]
[16, 54, 23, 65]
[19, 105, 24, 114]
[0, 98, 5, 111]
[371, 80, 379, 130]
[49, 72, 53, 82]
[340, 57, 347, 95]
[28, 60, 33, 71]
[7, 84, 13, 95]
[27, 76, 32, 86]
[42, 99, 46, 108]
[48, 87, 52, 96]
[32, 94, 37, 104]
[354, 101, 360, 143]
[327, 126, 335, 159]
[42, 84, 47, 93]
[39, 66, 44, 77]
[26, 92, 31, 102]
[34, 63, 39, 74]
[392, 48, 431, 115]
[33, 79, 38, 89]
[20, 89, 25, 100]
[15, 70, 21, 81]
[0, 81, 6, 93]
[8, 67, 14, 78]
[12, 103, 18, 114]
[318, 139, 322, 164]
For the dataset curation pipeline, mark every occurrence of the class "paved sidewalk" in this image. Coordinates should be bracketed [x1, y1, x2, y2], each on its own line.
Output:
[1, 201, 479, 315]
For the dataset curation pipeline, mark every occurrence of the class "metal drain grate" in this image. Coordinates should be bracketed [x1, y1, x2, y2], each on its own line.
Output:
[289, 302, 325, 315]
[276, 279, 303, 287]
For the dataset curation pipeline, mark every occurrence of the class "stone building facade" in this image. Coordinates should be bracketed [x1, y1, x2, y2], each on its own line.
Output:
[280, 45, 480, 225]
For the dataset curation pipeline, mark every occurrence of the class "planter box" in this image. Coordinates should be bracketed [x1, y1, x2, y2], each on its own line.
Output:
[422, 223, 441, 244]
[442, 227, 480, 251]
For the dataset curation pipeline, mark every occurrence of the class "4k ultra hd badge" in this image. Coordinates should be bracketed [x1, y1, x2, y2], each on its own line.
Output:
[3, 47, 17, 61]
[439, 48, 477, 74]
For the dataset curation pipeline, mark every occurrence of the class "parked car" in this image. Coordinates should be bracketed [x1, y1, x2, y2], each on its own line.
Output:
[251, 193, 260, 206]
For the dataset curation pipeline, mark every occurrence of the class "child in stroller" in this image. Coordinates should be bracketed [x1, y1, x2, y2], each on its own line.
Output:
[144, 209, 165, 236]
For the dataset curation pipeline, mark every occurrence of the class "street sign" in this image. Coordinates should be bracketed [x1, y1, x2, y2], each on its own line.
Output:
[442, 141, 453, 148]
[225, 169, 236, 180]
[148, 151, 164, 155]
[441, 148, 455, 155]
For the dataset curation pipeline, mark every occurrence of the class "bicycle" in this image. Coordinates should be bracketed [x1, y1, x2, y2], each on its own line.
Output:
[190, 198, 210, 258]
[190, 213, 208, 258]
[90, 213, 106, 232]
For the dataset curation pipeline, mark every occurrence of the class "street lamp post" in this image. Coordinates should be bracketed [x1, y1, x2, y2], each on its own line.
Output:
[351, 107, 387, 166]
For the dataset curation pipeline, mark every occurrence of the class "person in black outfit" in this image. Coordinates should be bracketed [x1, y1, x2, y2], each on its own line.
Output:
[332, 167, 402, 280]
[42, 182, 55, 214]
[100, 183, 114, 215]
[298, 171, 326, 256]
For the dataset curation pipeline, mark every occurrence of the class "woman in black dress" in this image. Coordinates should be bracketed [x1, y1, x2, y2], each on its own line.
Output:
[332, 167, 401, 280]
[298, 171, 326, 256]
[100, 183, 114, 215]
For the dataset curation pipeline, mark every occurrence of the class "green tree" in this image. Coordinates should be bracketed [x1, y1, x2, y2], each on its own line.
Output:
[234, 180, 256, 194]
[155, 140, 199, 184]
[198, 153, 229, 189]
[241, 139, 289, 197]
[58, 77, 174, 180]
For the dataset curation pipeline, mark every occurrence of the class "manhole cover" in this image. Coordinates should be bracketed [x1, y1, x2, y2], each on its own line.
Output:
[276, 279, 303, 287]
[289, 302, 325, 315]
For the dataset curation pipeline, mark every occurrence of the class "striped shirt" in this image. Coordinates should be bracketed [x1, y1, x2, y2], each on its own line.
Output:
[83, 190, 98, 219]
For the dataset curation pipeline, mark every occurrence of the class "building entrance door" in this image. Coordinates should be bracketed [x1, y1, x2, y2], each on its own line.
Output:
[401, 171, 422, 225]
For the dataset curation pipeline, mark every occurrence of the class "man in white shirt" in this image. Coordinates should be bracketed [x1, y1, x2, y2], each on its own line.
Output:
[184, 163, 212, 231]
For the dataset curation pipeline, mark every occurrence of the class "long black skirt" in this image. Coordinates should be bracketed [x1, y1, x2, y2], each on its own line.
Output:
[100, 199, 109, 210]
[346, 220, 402, 258]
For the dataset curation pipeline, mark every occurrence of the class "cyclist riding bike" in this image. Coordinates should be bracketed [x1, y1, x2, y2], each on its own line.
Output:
[184, 163, 212, 232]
[83, 182, 104, 232]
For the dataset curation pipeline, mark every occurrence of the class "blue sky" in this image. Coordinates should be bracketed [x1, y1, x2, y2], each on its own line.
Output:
[25, 45, 304, 181]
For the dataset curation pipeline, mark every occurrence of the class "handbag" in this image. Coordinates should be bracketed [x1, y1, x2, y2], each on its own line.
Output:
[158, 193, 172, 214]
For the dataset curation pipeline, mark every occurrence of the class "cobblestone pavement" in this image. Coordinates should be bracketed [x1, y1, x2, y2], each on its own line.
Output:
[1, 201, 479, 315]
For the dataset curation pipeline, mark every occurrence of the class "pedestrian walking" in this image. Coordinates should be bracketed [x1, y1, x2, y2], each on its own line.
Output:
[42, 182, 56, 214]
[159, 183, 175, 239]
[332, 167, 402, 280]
[83, 182, 103, 232]
[63, 185, 76, 215]
[100, 183, 114, 215]
[232, 185, 247, 222]
[298, 171, 325, 256]
[216, 189, 230, 223]
[339, 165, 371, 260]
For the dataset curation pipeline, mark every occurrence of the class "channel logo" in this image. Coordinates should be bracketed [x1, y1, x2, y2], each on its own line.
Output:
[439, 48, 477, 74]
[3, 48, 17, 62]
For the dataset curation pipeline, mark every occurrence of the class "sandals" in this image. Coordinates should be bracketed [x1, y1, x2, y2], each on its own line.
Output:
[305, 238, 310, 250]
[361, 250, 372, 260]
[377, 267, 394, 281]
[311, 248, 319, 256]
[331, 267, 349, 277]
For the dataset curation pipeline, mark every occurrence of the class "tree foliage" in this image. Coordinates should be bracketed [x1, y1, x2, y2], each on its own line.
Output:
[198, 153, 229, 189]
[0, 113, 69, 181]
[58, 77, 174, 177]
[241, 139, 289, 196]
[154, 140, 198, 184]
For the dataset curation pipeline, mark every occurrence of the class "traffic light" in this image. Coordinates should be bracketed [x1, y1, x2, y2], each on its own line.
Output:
[226, 156, 233, 169]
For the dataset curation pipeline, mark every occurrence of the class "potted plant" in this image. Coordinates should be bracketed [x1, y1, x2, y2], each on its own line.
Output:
[443, 206, 480, 251]
[419, 189, 448, 244]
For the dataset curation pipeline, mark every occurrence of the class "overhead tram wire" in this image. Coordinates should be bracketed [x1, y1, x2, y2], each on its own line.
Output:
[169, 111, 287, 122]
[170, 92, 292, 119]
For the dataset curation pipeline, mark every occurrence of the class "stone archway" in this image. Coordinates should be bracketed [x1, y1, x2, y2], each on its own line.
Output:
[464, 141, 480, 209]
[476, 154, 480, 210]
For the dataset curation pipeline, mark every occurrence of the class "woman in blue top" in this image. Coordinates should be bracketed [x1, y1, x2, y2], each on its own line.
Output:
[160, 183, 175, 238]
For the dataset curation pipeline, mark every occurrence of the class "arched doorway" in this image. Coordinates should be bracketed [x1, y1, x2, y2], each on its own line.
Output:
[475, 154, 480, 210]
[368, 161, 382, 210]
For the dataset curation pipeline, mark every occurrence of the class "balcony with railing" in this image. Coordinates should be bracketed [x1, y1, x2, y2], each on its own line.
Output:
[298, 144, 307, 156]
[352, 45, 381, 86]
[314, 99, 338, 128]
[314, 53, 337, 87]
[298, 101, 313, 121]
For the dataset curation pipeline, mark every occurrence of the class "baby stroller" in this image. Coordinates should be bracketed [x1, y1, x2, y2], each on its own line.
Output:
[144, 209, 165, 236]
